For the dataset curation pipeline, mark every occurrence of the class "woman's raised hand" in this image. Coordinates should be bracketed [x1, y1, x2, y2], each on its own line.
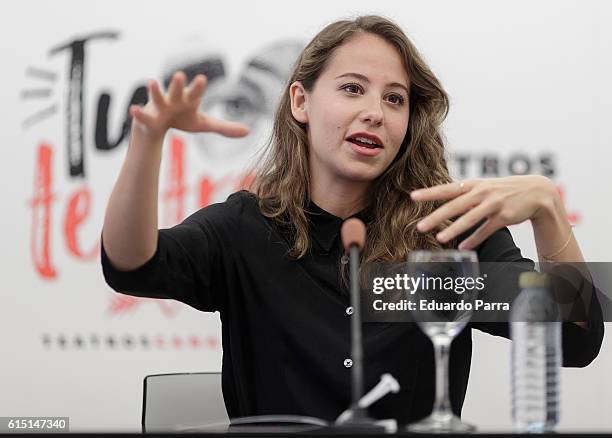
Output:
[129, 71, 250, 140]
[410, 175, 564, 250]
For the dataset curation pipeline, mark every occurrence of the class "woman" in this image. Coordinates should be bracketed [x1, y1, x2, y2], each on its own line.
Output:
[101, 15, 603, 424]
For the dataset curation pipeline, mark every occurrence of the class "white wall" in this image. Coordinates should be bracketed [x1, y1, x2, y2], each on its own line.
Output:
[1, 0, 610, 432]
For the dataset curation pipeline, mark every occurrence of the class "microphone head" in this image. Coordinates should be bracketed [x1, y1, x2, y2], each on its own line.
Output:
[341, 218, 366, 252]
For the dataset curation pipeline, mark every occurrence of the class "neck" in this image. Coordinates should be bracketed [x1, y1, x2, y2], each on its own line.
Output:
[310, 176, 370, 219]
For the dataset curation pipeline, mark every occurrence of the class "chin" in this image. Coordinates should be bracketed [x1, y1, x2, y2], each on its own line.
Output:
[340, 166, 384, 183]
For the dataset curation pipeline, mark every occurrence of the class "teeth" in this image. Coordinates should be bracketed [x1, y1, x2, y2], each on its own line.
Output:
[355, 136, 375, 145]
[348, 136, 381, 149]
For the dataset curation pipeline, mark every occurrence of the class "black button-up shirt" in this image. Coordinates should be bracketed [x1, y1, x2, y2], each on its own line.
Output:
[101, 190, 604, 425]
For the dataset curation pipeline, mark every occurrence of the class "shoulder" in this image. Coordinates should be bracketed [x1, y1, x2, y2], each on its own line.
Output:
[216, 189, 259, 215]
[182, 190, 260, 230]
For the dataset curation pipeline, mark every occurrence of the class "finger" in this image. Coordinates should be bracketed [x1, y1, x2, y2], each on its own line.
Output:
[129, 105, 156, 127]
[435, 201, 499, 243]
[148, 79, 166, 108]
[168, 71, 186, 103]
[416, 193, 477, 232]
[457, 217, 501, 250]
[195, 113, 250, 137]
[411, 180, 475, 202]
[185, 74, 207, 104]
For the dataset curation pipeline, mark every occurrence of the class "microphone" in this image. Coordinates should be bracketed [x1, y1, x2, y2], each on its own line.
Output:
[337, 218, 385, 432]
[341, 217, 366, 254]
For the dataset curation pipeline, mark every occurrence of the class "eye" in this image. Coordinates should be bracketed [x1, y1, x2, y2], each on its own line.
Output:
[386, 94, 405, 105]
[341, 83, 363, 94]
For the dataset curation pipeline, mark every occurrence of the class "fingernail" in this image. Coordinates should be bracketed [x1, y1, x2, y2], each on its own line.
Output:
[437, 232, 447, 242]
[416, 221, 426, 232]
[410, 191, 420, 200]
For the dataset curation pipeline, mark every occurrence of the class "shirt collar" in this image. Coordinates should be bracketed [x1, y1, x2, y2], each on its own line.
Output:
[306, 200, 372, 254]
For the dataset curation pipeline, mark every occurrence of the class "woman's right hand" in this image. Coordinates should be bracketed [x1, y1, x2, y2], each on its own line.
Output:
[129, 71, 251, 141]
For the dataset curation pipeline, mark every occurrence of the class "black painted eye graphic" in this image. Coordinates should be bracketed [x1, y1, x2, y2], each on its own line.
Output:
[224, 96, 256, 121]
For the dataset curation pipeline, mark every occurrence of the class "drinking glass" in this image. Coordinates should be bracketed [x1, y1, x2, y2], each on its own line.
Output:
[406, 250, 480, 433]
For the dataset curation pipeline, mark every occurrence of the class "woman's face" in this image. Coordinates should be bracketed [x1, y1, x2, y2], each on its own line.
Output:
[291, 32, 410, 185]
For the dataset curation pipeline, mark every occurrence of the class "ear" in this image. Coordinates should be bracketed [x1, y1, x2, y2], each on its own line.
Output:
[289, 81, 309, 124]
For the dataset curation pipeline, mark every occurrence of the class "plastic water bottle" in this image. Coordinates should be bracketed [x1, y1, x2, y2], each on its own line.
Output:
[510, 272, 562, 433]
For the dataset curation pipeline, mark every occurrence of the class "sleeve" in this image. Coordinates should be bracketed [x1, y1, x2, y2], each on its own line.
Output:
[100, 199, 236, 313]
[469, 227, 604, 368]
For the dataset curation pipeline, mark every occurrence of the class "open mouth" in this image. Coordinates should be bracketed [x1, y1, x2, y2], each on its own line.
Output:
[346, 135, 383, 149]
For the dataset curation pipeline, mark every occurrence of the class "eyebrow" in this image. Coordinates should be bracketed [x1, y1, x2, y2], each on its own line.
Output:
[335, 72, 410, 95]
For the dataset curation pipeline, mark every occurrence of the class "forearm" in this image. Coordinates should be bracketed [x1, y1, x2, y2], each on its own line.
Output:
[102, 122, 165, 271]
[531, 185, 590, 328]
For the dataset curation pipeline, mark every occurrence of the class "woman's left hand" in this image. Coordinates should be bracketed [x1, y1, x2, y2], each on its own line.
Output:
[411, 175, 561, 250]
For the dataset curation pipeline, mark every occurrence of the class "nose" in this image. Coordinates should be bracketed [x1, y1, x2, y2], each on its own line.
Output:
[360, 96, 383, 127]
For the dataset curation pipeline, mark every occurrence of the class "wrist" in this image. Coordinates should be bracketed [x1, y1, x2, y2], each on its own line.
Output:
[130, 120, 167, 149]
[531, 177, 566, 227]
[529, 177, 576, 260]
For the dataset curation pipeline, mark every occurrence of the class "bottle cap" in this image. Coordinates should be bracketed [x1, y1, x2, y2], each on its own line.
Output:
[519, 272, 550, 288]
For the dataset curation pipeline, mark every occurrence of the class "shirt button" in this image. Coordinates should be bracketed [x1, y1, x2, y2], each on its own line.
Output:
[341, 255, 349, 265]
[343, 358, 353, 368]
[345, 306, 354, 315]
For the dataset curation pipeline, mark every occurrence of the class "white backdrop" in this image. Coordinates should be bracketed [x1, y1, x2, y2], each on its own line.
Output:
[1, 0, 611, 432]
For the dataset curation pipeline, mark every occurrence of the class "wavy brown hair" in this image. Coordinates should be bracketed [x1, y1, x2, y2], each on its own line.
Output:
[250, 15, 454, 269]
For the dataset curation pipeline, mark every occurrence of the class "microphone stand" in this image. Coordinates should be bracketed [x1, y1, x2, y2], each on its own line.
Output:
[349, 244, 366, 418]
[331, 243, 385, 433]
